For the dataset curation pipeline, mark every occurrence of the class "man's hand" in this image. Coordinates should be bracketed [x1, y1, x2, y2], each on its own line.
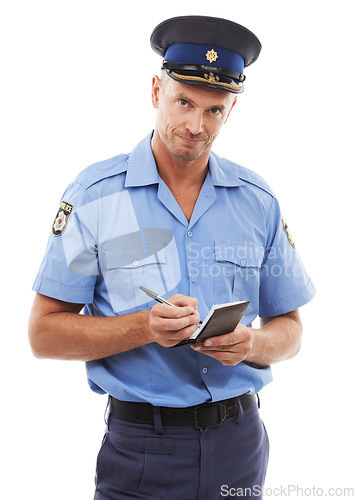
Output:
[149, 294, 200, 348]
[190, 323, 252, 366]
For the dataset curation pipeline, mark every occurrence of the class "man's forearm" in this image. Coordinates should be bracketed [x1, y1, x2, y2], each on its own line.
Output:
[28, 294, 153, 362]
[30, 310, 153, 362]
[28, 293, 200, 362]
[245, 310, 303, 366]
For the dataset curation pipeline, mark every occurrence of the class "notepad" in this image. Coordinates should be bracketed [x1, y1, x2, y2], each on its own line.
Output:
[172, 300, 250, 348]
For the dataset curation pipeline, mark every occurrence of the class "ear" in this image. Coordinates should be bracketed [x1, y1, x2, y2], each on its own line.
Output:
[151, 75, 161, 109]
[224, 97, 237, 124]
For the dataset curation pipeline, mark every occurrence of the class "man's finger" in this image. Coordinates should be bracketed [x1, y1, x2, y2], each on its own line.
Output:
[168, 294, 199, 310]
[153, 302, 198, 319]
[201, 326, 251, 348]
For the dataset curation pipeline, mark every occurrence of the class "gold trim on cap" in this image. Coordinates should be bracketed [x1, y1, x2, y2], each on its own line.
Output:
[171, 71, 243, 92]
[204, 72, 219, 84]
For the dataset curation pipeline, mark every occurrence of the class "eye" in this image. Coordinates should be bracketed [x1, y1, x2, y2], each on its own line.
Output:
[209, 107, 221, 115]
[178, 98, 189, 107]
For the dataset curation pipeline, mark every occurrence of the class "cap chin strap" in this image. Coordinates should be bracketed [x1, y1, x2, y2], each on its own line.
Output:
[163, 61, 246, 83]
[164, 67, 244, 94]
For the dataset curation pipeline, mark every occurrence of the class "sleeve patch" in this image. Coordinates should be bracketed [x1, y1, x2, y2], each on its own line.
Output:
[52, 201, 74, 236]
[282, 218, 295, 248]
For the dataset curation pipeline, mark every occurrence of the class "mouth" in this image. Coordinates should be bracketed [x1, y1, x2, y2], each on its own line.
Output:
[177, 135, 206, 146]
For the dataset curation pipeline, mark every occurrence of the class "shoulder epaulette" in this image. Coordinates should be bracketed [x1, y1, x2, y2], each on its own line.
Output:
[75, 153, 128, 190]
[219, 157, 275, 197]
[237, 164, 275, 197]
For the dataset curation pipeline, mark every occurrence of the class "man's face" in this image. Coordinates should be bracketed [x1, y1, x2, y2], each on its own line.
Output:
[152, 74, 237, 162]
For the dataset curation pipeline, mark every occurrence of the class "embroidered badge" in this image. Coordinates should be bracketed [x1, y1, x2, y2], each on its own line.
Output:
[205, 49, 218, 64]
[52, 200, 74, 236]
[282, 218, 295, 248]
[204, 72, 220, 84]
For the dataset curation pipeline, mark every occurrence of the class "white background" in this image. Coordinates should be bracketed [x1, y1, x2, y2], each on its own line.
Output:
[1, 1, 354, 498]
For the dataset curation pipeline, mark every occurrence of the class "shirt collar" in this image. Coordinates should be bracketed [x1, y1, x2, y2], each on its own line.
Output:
[125, 132, 160, 187]
[124, 131, 245, 188]
[208, 151, 245, 187]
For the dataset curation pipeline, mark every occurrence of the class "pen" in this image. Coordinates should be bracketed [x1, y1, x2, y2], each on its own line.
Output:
[139, 286, 202, 324]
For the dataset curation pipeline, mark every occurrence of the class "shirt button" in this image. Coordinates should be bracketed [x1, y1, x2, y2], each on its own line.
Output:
[202, 367, 208, 374]
[187, 231, 193, 238]
[240, 259, 246, 266]
[132, 260, 139, 267]
[191, 276, 195, 283]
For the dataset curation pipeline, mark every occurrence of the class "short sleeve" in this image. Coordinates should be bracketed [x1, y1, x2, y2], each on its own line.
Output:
[258, 197, 315, 317]
[32, 182, 99, 304]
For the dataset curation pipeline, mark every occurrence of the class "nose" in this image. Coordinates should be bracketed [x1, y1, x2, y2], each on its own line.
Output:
[185, 111, 204, 135]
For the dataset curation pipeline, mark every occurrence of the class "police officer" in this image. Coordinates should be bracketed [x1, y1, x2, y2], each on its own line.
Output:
[29, 16, 315, 500]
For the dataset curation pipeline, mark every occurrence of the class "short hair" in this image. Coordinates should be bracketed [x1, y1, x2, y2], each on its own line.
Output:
[160, 69, 169, 90]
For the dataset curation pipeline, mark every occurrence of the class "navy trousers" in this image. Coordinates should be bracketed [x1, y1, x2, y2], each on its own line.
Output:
[94, 400, 269, 500]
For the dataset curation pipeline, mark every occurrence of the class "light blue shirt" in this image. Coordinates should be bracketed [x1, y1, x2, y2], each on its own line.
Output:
[33, 132, 315, 407]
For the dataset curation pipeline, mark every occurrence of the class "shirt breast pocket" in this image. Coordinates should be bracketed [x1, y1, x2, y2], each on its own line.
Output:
[101, 234, 167, 314]
[214, 240, 264, 306]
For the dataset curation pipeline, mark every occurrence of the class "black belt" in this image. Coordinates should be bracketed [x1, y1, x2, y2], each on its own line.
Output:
[110, 394, 257, 431]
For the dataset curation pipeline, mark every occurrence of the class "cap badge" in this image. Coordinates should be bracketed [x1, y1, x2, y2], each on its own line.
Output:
[205, 49, 218, 64]
[204, 72, 220, 84]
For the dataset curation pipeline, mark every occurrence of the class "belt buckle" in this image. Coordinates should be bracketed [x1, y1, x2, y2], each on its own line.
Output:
[193, 403, 227, 431]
